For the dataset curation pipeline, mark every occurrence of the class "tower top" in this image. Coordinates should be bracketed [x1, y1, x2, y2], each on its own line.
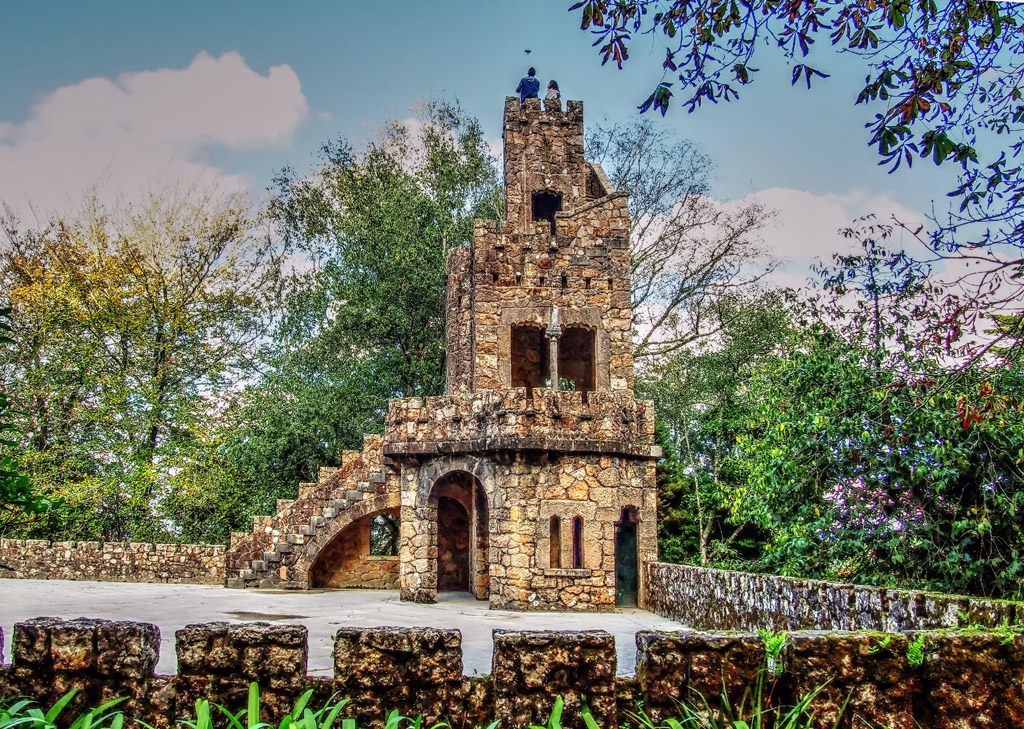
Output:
[502, 96, 591, 235]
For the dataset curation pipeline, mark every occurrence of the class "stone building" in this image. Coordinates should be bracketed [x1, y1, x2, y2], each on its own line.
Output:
[225, 96, 660, 611]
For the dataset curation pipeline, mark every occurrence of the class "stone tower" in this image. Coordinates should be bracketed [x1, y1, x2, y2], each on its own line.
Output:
[385, 97, 660, 610]
[225, 96, 659, 611]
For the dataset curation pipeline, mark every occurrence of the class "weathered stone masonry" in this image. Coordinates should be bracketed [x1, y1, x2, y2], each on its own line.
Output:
[645, 561, 1024, 632]
[0, 539, 224, 584]
[3, 618, 1024, 729]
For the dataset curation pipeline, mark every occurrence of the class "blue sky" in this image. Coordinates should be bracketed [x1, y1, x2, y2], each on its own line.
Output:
[0, 1, 960, 281]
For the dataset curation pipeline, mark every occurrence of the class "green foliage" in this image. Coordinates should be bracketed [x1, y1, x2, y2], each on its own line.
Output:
[640, 291, 791, 567]
[906, 635, 926, 668]
[0, 307, 55, 523]
[0, 184, 281, 542]
[0, 690, 126, 729]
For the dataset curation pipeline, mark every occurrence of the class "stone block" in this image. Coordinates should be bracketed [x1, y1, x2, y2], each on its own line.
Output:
[493, 630, 616, 729]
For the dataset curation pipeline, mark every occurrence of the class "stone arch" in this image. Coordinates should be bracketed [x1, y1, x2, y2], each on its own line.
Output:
[427, 469, 490, 599]
[415, 454, 502, 514]
[292, 491, 400, 589]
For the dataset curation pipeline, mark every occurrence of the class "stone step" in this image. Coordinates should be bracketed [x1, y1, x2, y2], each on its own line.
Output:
[264, 551, 281, 563]
[250, 560, 267, 571]
[286, 533, 305, 545]
[369, 472, 387, 484]
[274, 541, 293, 554]
[344, 490, 363, 501]
[322, 507, 337, 518]
[298, 524, 316, 536]
[310, 515, 326, 528]
[332, 499, 349, 510]
[238, 569, 255, 579]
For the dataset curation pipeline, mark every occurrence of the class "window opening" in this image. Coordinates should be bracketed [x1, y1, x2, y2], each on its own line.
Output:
[584, 278, 591, 289]
[531, 191, 562, 235]
[539, 276, 545, 286]
[511, 325, 549, 390]
[561, 274, 568, 289]
[492, 272, 498, 284]
[558, 327, 596, 394]
[549, 516, 562, 568]
[515, 272, 522, 286]
[572, 517, 583, 568]
[369, 513, 399, 556]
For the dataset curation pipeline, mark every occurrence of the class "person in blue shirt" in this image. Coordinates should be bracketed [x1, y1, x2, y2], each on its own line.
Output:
[516, 68, 540, 104]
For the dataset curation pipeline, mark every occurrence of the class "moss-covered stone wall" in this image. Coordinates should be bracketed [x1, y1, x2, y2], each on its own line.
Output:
[645, 561, 1022, 631]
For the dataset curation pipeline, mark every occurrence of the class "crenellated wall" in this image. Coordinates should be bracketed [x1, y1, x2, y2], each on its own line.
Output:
[645, 561, 1024, 631]
[2, 619, 1023, 729]
[0, 539, 225, 584]
[384, 389, 658, 458]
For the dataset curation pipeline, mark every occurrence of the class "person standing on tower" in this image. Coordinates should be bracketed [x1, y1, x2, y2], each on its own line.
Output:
[517, 67, 540, 104]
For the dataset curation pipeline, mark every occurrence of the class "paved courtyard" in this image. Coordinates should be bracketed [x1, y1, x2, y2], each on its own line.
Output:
[0, 579, 685, 676]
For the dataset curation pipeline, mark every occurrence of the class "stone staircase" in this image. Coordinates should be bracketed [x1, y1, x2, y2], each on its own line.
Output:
[224, 434, 400, 589]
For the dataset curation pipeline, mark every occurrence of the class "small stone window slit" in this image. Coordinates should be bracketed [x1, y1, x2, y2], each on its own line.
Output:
[584, 278, 591, 289]
[561, 274, 568, 289]
[515, 272, 522, 286]
[492, 272, 499, 285]
[572, 517, 583, 568]
[539, 276, 545, 286]
[550, 516, 562, 568]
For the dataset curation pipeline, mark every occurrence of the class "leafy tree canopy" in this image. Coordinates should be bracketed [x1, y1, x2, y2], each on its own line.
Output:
[570, 0, 1024, 276]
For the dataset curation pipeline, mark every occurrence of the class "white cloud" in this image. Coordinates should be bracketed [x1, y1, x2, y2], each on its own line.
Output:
[0, 51, 309, 216]
[740, 187, 928, 291]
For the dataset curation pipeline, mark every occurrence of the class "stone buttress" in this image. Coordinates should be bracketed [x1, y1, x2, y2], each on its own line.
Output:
[225, 96, 659, 611]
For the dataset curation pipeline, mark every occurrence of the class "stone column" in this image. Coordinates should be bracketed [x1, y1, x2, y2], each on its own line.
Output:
[546, 307, 561, 389]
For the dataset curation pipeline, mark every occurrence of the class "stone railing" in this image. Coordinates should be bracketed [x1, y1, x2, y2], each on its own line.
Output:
[645, 561, 1022, 631]
[1, 619, 1022, 729]
[0, 539, 225, 584]
[384, 389, 658, 457]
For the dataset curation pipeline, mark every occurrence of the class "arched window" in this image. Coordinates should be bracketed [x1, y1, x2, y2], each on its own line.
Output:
[532, 191, 562, 235]
[511, 325, 549, 390]
[558, 327, 596, 393]
[369, 513, 399, 556]
[572, 516, 583, 568]
[549, 516, 562, 568]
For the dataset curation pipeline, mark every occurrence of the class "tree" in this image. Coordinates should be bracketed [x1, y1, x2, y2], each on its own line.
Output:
[731, 228, 1024, 599]
[570, 1, 1024, 298]
[586, 118, 775, 359]
[641, 290, 792, 566]
[161, 100, 505, 544]
[0, 183, 282, 541]
[0, 307, 56, 532]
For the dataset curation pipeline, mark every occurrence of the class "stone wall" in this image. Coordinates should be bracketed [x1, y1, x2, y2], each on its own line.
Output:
[397, 452, 658, 611]
[2, 620, 1023, 729]
[645, 561, 1023, 631]
[0, 539, 225, 584]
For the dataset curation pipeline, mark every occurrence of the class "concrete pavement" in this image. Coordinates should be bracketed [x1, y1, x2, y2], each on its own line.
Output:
[0, 579, 685, 676]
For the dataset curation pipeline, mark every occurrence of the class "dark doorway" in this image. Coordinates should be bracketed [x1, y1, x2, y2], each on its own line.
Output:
[511, 325, 548, 389]
[615, 507, 639, 607]
[558, 327, 596, 393]
[532, 191, 562, 235]
[437, 496, 470, 591]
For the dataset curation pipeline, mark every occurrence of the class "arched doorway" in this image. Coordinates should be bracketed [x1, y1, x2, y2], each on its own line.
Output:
[615, 506, 639, 607]
[429, 471, 490, 599]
